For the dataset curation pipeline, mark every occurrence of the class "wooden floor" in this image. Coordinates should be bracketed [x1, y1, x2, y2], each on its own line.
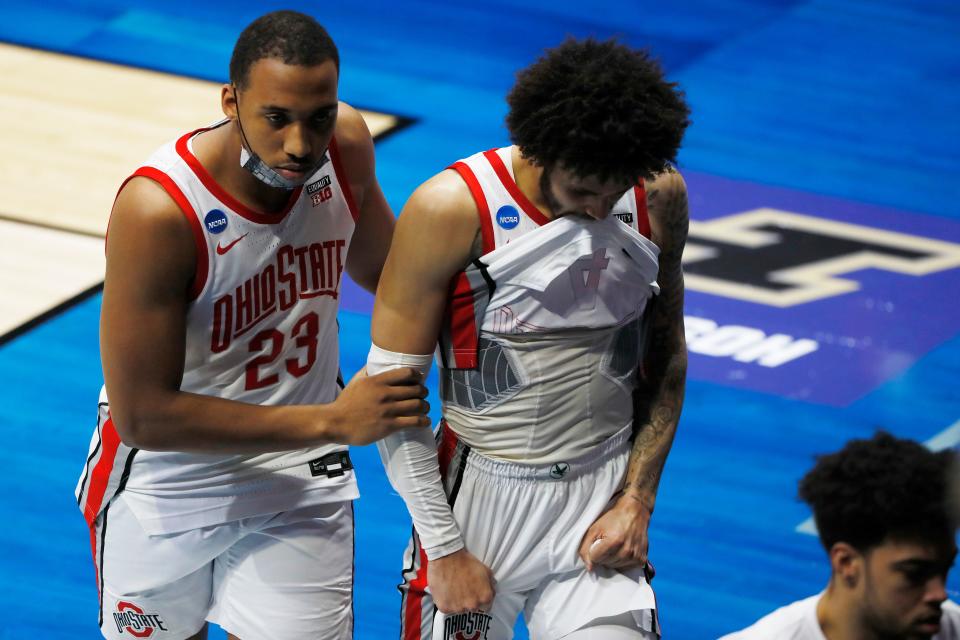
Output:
[0, 1, 958, 638]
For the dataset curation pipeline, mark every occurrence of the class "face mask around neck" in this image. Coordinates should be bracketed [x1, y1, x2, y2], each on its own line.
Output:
[240, 143, 319, 190]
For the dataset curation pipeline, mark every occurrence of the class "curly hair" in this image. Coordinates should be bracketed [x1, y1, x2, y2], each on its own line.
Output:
[799, 431, 956, 553]
[230, 11, 339, 89]
[505, 38, 691, 183]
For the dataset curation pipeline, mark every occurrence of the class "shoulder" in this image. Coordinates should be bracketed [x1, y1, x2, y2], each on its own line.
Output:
[400, 168, 479, 231]
[333, 102, 372, 148]
[645, 164, 687, 192]
[387, 168, 482, 270]
[107, 175, 197, 280]
[719, 595, 822, 640]
[331, 102, 375, 179]
[112, 174, 195, 236]
[644, 165, 689, 251]
[644, 165, 688, 218]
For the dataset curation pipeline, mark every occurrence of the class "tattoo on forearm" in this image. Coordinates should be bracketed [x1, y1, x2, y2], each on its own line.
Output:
[624, 171, 690, 505]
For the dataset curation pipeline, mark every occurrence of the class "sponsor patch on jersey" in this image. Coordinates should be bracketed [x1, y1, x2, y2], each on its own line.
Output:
[496, 205, 520, 230]
[443, 611, 492, 640]
[308, 175, 334, 207]
[682, 171, 960, 405]
[203, 209, 228, 234]
[112, 600, 168, 637]
[306, 174, 332, 195]
[613, 210, 634, 224]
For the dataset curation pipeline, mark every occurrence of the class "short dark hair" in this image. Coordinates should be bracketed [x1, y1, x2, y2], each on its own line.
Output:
[799, 431, 956, 553]
[505, 38, 691, 183]
[229, 10, 339, 89]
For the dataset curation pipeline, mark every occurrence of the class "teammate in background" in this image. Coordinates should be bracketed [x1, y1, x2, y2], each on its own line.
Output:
[369, 39, 691, 638]
[74, 11, 428, 640]
[721, 432, 960, 640]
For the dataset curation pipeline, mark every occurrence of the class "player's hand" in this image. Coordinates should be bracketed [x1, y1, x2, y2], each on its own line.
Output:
[428, 548, 495, 614]
[578, 492, 652, 571]
[330, 367, 430, 445]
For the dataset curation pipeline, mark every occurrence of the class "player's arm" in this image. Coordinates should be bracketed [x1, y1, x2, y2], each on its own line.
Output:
[579, 167, 689, 570]
[101, 177, 428, 453]
[335, 103, 395, 294]
[370, 171, 495, 613]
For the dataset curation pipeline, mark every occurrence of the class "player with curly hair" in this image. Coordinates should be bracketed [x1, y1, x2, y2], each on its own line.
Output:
[368, 38, 691, 639]
[721, 432, 960, 639]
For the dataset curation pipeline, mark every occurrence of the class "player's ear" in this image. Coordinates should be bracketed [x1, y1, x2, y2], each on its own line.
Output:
[829, 541, 863, 589]
[222, 84, 238, 120]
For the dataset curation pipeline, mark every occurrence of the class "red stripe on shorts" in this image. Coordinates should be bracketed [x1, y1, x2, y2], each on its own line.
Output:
[82, 417, 121, 525]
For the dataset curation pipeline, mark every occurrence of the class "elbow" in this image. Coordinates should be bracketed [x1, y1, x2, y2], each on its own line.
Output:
[110, 412, 149, 450]
[108, 404, 166, 451]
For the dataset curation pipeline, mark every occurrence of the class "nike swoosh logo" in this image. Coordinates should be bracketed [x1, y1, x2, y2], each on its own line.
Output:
[216, 233, 248, 255]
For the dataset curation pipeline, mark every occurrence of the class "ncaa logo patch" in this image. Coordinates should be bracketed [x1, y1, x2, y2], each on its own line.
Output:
[112, 600, 167, 637]
[443, 611, 492, 640]
[496, 205, 520, 230]
[203, 209, 228, 235]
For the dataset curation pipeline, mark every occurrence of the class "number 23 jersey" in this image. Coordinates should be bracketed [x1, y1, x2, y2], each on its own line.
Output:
[76, 121, 360, 535]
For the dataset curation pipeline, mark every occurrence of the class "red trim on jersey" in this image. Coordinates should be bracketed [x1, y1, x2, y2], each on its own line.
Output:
[633, 183, 652, 239]
[448, 161, 494, 254]
[482, 149, 552, 227]
[327, 135, 359, 223]
[175, 127, 302, 224]
[82, 417, 121, 526]
[436, 421, 460, 474]
[445, 273, 480, 369]
[129, 167, 209, 301]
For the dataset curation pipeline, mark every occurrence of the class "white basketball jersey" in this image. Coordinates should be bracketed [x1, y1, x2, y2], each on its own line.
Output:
[718, 595, 960, 640]
[437, 147, 660, 463]
[76, 121, 360, 534]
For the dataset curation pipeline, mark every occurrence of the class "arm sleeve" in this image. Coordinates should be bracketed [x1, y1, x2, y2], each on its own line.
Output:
[368, 344, 465, 560]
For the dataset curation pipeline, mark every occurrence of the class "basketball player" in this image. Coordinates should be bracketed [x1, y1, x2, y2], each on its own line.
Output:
[720, 432, 960, 640]
[368, 39, 691, 638]
[74, 11, 429, 640]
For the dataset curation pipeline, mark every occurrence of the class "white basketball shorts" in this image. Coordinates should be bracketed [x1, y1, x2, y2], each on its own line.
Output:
[88, 493, 354, 639]
[399, 422, 659, 640]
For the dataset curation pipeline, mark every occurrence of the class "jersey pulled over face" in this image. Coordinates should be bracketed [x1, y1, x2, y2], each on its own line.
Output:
[540, 163, 636, 221]
[438, 147, 659, 464]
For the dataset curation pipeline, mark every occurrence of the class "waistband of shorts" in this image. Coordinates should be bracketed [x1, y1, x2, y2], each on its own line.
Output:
[446, 422, 633, 482]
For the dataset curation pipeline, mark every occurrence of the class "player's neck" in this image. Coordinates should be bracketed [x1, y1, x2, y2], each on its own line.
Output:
[818, 583, 876, 640]
[511, 146, 557, 220]
[193, 123, 295, 214]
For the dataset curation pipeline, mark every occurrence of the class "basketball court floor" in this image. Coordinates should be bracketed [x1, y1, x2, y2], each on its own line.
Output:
[1, 1, 958, 638]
